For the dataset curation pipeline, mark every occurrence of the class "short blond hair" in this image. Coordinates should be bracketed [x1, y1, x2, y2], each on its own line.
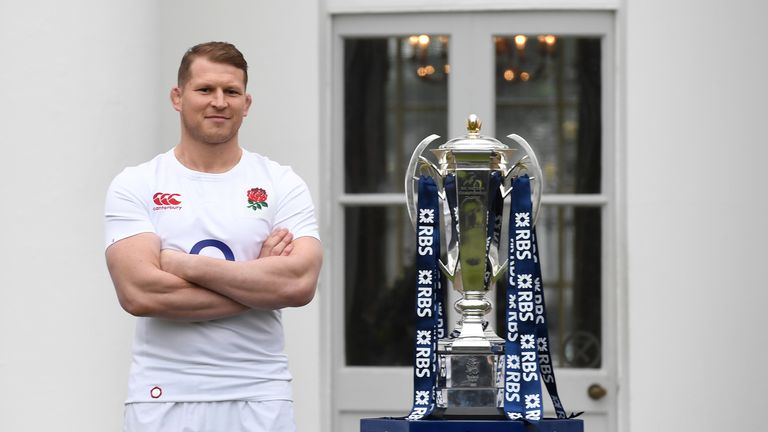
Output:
[177, 41, 248, 87]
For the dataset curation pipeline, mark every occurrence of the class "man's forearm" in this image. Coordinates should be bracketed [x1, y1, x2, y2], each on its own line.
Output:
[132, 271, 248, 321]
[111, 263, 248, 321]
[106, 233, 249, 321]
[162, 237, 322, 310]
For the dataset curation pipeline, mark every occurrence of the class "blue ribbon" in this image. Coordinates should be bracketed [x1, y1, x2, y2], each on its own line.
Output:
[443, 175, 462, 339]
[504, 181, 524, 420]
[504, 174, 572, 421]
[407, 173, 571, 422]
[406, 176, 442, 420]
[532, 227, 568, 419]
[505, 175, 543, 420]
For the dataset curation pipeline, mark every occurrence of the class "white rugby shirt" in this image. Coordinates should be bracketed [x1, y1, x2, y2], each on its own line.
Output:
[105, 148, 319, 403]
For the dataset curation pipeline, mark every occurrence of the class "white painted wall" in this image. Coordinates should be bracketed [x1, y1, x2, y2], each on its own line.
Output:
[625, 0, 768, 431]
[0, 1, 321, 431]
[0, 1, 158, 431]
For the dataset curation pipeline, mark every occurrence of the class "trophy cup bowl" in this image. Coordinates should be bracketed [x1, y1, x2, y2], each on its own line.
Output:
[404, 114, 543, 418]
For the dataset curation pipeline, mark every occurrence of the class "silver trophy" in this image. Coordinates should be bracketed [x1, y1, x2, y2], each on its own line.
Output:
[405, 114, 543, 418]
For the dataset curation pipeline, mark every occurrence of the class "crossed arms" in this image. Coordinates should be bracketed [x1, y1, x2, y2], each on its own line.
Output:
[105, 229, 322, 321]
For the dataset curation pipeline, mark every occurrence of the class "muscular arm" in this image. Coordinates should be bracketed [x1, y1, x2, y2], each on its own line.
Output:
[161, 236, 322, 310]
[106, 232, 248, 321]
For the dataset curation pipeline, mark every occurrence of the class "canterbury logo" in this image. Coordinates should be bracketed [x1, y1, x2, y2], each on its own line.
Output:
[153, 192, 182, 206]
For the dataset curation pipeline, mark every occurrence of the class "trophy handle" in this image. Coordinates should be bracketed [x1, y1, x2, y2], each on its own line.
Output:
[505, 134, 544, 225]
[405, 134, 442, 229]
[405, 134, 459, 281]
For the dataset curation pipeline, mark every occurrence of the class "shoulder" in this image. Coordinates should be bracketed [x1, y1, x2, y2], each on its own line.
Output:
[112, 152, 167, 181]
[240, 149, 306, 183]
[109, 151, 170, 189]
[114, 150, 173, 181]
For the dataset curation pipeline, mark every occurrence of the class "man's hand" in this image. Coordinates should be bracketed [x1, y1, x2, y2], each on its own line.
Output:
[259, 228, 294, 258]
[163, 236, 321, 310]
[161, 228, 295, 278]
[159, 248, 186, 276]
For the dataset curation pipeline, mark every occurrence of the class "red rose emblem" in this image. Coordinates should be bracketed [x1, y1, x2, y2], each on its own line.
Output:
[247, 188, 269, 210]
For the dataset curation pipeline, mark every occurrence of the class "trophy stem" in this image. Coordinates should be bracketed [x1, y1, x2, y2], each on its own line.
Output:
[452, 292, 503, 350]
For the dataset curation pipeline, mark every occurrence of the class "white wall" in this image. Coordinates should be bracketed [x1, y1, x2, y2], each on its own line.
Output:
[625, 0, 768, 431]
[0, 1, 158, 431]
[0, 1, 321, 431]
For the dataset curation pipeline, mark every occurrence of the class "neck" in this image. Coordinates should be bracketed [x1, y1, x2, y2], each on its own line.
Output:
[174, 139, 242, 173]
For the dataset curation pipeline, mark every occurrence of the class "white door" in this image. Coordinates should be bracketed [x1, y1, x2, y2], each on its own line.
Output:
[328, 11, 619, 432]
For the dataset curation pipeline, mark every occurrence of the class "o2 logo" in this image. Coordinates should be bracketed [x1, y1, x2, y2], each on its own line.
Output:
[189, 239, 235, 261]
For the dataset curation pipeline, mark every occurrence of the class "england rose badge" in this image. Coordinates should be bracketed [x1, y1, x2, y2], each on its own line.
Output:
[247, 187, 268, 210]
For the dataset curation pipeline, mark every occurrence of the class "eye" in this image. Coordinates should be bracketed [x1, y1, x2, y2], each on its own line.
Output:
[226, 89, 242, 96]
[196, 87, 211, 94]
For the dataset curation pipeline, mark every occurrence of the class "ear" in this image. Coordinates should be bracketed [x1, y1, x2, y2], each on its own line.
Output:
[243, 93, 253, 117]
[170, 87, 183, 112]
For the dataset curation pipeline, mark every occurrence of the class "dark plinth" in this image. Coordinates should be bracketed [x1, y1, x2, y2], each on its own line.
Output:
[361, 418, 583, 432]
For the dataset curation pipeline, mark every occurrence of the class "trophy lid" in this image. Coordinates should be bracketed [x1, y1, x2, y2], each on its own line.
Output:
[438, 114, 509, 153]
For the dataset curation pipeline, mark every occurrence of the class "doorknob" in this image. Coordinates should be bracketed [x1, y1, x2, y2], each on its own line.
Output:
[587, 383, 607, 400]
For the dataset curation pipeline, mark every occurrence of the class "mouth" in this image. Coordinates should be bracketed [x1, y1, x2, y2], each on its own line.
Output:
[205, 115, 231, 124]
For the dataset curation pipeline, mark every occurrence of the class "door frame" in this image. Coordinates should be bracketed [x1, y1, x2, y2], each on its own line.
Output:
[321, 9, 625, 432]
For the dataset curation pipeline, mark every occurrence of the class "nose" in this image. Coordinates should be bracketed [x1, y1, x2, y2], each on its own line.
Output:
[211, 89, 227, 109]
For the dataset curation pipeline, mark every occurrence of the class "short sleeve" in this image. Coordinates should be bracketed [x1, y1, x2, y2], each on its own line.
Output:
[104, 168, 156, 250]
[273, 168, 320, 241]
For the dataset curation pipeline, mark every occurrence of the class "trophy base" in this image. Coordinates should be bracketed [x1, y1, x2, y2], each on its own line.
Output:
[435, 338, 505, 418]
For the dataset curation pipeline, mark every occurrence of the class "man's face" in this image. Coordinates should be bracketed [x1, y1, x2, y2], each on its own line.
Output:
[171, 57, 252, 146]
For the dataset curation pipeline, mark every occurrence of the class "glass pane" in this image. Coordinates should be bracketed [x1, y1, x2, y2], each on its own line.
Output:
[344, 36, 449, 194]
[495, 35, 602, 194]
[344, 205, 415, 366]
[496, 205, 603, 368]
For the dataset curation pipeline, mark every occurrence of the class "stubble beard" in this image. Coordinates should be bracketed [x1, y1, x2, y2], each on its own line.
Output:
[182, 114, 241, 147]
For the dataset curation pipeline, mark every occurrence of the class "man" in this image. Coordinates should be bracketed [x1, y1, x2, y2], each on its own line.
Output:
[104, 41, 322, 432]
